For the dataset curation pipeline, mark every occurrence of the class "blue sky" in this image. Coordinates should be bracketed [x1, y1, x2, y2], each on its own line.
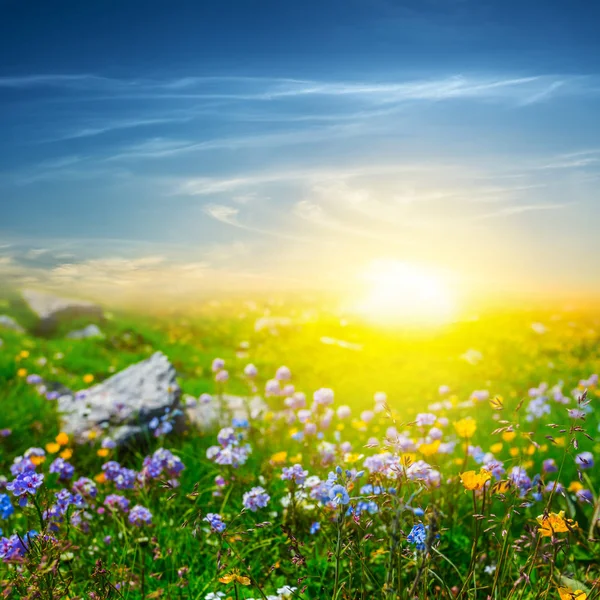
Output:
[1, 0, 599, 302]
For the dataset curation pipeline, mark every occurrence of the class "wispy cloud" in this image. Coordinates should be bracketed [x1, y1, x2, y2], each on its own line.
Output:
[472, 202, 574, 220]
[1, 72, 589, 106]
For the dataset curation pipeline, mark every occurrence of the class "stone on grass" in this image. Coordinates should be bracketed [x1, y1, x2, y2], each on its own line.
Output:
[58, 352, 181, 446]
[66, 324, 105, 340]
[22, 288, 104, 334]
[0, 315, 24, 333]
[188, 394, 267, 430]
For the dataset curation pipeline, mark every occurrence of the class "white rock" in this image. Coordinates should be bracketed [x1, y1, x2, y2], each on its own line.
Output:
[22, 288, 103, 332]
[0, 315, 24, 332]
[188, 394, 267, 430]
[66, 324, 105, 339]
[58, 352, 181, 445]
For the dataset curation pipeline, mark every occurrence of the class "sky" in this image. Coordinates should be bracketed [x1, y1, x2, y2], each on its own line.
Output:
[1, 0, 599, 306]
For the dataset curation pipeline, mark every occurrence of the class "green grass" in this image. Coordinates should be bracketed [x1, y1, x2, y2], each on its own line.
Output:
[0, 290, 599, 599]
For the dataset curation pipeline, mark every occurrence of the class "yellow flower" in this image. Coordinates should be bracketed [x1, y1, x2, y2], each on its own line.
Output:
[490, 442, 503, 454]
[558, 588, 587, 600]
[289, 453, 302, 463]
[460, 468, 492, 491]
[94, 473, 106, 483]
[352, 419, 367, 431]
[218, 571, 251, 585]
[537, 511, 577, 537]
[45, 442, 60, 454]
[336, 423, 345, 431]
[555, 436, 566, 447]
[509, 447, 519, 457]
[56, 432, 69, 446]
[568, 481, 584, 493]
[83, 374, 94, 384]
[454, 417, 476, 439]
[343, 452, 363, 464]
[97, 448, 110, 458]
[270, 451, 287, 466]
[526, 444, 536, 455]
[60, 448, 73, 460]
[17, 368, 27, 378]
[30, 455, 45, 466]
[20, 350, 30, 358]
[419, 440, 441, 457]
[263, 411, 274, 422]
[502, 431, 516, 442]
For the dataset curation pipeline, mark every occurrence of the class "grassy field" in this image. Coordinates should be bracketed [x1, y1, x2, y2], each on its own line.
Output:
[0, 289, 599, 599]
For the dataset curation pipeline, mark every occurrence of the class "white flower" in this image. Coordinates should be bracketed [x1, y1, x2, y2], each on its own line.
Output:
[205, 593, 226, 600]
[277, 586, 297, 597]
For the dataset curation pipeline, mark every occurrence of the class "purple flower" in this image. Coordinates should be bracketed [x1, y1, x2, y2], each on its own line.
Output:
[72, 477, 98, 498]
[242, 486, 270, 512]
[0, 530, 37, 561]
[204, 512, 226, 533]
[0, 429, 11, 438]
[129, 505, 152, 526]
[104, 494, 130, 513]
[276, 366, 291, 381]
[281, 464, 308, 485]
[415, 413, 437, 427]
[576, 489, 593, 503]
[49, 458, 75, 480]
[543, 459, 558, 473]
[26, 374, 43, 385]
[211, 358, 225, 373]
[567, 408, 586, 420]
[7, 472, 44, 505]
[215, 370, 229, 383]
[244, 363, 257, 378]
[575, 451, 594, 470]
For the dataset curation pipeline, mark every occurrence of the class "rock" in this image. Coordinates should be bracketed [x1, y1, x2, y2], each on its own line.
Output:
[58, 352, 181, 445]
[0, 315, 24, 333]
[188, 394, 267, 430]
[22, 288, 104, 334]
[66, 324, 105, 339]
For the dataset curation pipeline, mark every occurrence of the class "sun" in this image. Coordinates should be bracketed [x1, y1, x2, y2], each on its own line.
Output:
[353, 259, 456, 324]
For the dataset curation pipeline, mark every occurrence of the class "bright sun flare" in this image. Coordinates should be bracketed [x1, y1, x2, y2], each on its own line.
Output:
[355, 260, 455, 324]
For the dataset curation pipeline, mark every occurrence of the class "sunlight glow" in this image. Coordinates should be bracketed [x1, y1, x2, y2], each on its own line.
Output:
[354, 260, 456, 324]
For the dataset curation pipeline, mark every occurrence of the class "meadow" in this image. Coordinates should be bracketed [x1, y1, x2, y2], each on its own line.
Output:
[0, 289, 599, 599]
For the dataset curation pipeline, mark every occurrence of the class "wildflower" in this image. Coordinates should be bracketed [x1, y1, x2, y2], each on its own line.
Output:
[276, 366, 291, 380]
[543, 458, 558, 473]
[46, 442, 60, 454]
[211, 358, 225, 372]
[205, 593, 226, 600]
[537, 510, 577, 537]
[558, 588, 587, 600]
[454, 418, 476, 439]
[310, 521, 320, 534]
[0, 530, 37, 560]
[0, 494, 14, 519]
[204, 513, 226, 533]
[129, 505, 152, 526]
[104, 494, 130, 512]
[7, 472, 44, 506]
[277, 586, 297, 597]
[72, 477, 98, 499]
[49, 457, 75, 480]
[56, 432, 69, 446]
[215, 370, 229, 383]
[281, 464, 308, 485]
[407, 523, 429, 551]
[244, 363, 257, 378]
[575, 451, 594, 470]
[218, 570, 250, 585]
[83, 374, 94, 384]
[242, 486, 270, 511]
[313, 388, 334, 406]
[416, 413, 437, 427]
[460, 468, 492, 491]
[329, 484, 350, 506]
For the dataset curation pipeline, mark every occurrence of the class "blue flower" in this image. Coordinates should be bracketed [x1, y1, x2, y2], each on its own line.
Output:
[329, 484, 350, 506]
[0, 495, 14, 519]
[407, 523, 428, 551]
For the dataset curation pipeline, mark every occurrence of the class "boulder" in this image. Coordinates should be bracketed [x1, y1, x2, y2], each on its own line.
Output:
[22, 288, 104, 334]
[0, 315, 24, 333]
[66, 324, 105, 340]
[58, 352, 181, 445]
[188, 394, 267, 430]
